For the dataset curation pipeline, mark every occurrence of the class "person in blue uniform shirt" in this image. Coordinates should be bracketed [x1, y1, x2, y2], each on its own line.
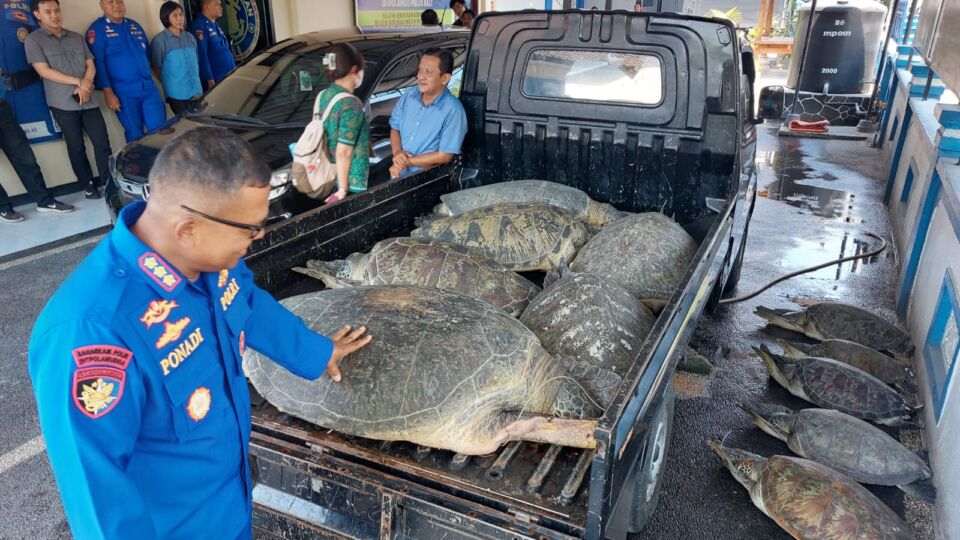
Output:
[29, 126, 372, 539]
[87, 0, 165, 142]
[192, 0, 235, 91]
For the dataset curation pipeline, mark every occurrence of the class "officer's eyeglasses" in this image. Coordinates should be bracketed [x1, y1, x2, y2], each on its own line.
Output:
[180, 205, 266, 239]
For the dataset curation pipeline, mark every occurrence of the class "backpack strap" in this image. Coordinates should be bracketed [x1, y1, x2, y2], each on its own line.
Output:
[313, 89, 361, 122]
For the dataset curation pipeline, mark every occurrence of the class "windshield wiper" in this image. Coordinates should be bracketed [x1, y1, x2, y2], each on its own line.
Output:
[185, 113, 271, 127]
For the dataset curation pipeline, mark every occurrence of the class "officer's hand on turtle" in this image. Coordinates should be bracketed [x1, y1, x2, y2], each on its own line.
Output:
[326, 325, 372, 382]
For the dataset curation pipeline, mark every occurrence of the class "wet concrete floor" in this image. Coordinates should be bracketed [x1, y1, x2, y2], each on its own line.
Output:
[641, 125, 935, 539]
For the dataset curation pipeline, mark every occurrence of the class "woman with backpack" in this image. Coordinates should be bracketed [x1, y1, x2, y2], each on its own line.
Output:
[314, 43, 369, 204]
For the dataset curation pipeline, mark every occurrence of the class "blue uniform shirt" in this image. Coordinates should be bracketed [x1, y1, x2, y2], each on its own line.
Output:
[29, 201, 334, 539]
[191, 16, 235, 84]
[86, 16, 157, 96]
[150, 28, 202, 100]
[389, 86, 467, 176]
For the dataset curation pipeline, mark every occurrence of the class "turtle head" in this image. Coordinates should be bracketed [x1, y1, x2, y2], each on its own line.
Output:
[586, 201, 629, 227]
[753, 344, 796, 389]
[739, 400, 794, 442]
[754, 305, 807, 333]
[431, 202, 453, 217]
[295, 255, 365, 289]
[707, 439, 766, 490]
[776, 339, 813, 359]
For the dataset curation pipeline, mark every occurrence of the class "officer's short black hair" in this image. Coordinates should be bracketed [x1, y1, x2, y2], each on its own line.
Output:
[421, 9, 439, 26]
[421, 48, 454, 76]
[449, 0, 466, 7]
[149, 127, 270, 195]
[159, 1, 182, 29]
[31, 0, 59, 14]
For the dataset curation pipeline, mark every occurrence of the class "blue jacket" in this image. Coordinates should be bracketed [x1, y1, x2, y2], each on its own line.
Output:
[191, 16, 235, 84]
[86, 16, 159, 96]
[29, 201, 334, 539]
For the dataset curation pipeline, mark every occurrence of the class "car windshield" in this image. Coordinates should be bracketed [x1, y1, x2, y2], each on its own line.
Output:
[200, 45, 361, 126]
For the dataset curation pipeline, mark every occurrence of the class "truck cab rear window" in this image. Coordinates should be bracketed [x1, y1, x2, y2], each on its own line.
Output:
[522, 49, 663, 105]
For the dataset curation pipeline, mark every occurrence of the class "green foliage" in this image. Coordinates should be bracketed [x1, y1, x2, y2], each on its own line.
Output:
[707, 7, 743, 24]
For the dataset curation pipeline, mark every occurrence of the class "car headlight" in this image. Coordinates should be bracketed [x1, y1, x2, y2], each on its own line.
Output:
[269, 166, 291, 201]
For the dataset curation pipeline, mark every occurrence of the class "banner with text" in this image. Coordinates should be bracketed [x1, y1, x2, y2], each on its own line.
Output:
[355, 0, 457, 33]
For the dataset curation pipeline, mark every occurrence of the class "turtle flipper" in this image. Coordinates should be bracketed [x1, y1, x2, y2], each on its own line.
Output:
[899, 478, 937, 504]
[550, 359, 622, 418]
[542, 261, 572, 290]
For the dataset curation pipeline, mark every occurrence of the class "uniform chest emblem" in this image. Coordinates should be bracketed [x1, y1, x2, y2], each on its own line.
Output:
[156, 317, 191, 349]
[187, 387, 211, 421]
[139, 252, 181, 292]
[70, 344, 132, 419]
[17, 27, 28, 43]
[140, 299, 178, 329]
[217, 269, 229, 288]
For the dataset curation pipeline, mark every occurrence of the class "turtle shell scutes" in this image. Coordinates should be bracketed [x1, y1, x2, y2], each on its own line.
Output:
[761, 456, 913, 540]
[795, 357, 914, 422]
[411, 203, 588, 272]
[806, 303, 914, 355]
[361, 237, 541, 316]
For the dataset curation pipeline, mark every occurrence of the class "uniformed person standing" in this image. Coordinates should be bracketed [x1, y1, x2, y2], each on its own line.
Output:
[192, 0, 235, 91]
[87, 0, 165, 142]
[29, 126, 372, 539]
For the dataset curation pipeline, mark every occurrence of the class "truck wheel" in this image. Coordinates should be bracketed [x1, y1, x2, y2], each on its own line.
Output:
[722, 220, 750, 295]
[627, 383, 676, 533]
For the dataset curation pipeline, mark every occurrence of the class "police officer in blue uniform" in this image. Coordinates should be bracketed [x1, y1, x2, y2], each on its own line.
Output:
[29, 126, 371, 539]
[192, 0, 235, 91]
[87, 0, 165, 142]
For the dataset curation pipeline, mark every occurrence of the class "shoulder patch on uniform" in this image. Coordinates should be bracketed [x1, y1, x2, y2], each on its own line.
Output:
[74, 367, 125, 418]
[87, 29, 95, 44]
[140, 300, 178, 329]
[138, 252, 182, 292]
[195, 29, 203, 40]
[217, 269, 229, 288]
[72, 345, 133, 369]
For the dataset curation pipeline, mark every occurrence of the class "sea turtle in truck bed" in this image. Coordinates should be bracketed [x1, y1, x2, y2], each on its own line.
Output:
[411, 203, 589, 272]
[293, 237, 541, 317]
[754, 344, 919, 426]
[244, 286, 622, 455]
[708, 440, 914, 540]
[432, 180, 627, 227]
[755, 302, 914, 358]
[741, 400, 935, 502]
[570, 212, 697, 312]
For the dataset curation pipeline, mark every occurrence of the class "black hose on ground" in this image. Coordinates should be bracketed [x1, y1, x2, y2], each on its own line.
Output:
[719, 231, 888, 305]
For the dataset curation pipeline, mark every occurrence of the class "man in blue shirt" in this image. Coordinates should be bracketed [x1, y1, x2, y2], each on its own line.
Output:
[29, 126, 371, 539]
[389, 48, 467, 178]
[87, 0, 165, 142]
[192, 0, 235, 91]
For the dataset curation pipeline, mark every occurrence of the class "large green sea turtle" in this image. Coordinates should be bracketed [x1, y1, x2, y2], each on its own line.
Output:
[755, 303, 914, 358]
[293, 237, 541, 317]
[520, 265, 656, 379]
[433, 180, 627, 226]
[244, 286, 621, 455]
[411, 203, 589, 272]
[570, 213, 697, 311]
[708, 440, 914, 540]
[741, 401, 934, 501]
[754, 344, 918, 426]
[778, 339, 916, 393]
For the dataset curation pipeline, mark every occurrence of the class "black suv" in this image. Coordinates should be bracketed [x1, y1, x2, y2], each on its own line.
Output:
[107, 29, 468, 223]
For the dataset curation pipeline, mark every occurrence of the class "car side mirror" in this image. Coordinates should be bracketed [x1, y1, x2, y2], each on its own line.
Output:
[757, 85, 786, 120]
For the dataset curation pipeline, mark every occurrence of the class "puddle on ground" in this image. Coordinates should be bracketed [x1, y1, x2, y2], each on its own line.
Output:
[777, 230, 884, 285]
[756, 148, 864, 223]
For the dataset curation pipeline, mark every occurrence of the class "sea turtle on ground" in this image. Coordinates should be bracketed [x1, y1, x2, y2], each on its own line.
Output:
[755, 302, 914, 358]
[244, 286, 622, 455]
[778, 339, 916, 393]
[411, 203, 589, 272]
[433, 180, 627, 227]
[292, 237, 541, 317]
[754, 344, 918, 426]
[708, 440, 914, 540]
[569, 212, 697, 312]
[519, 264, 656, 376]
[740, 401, 935, 502]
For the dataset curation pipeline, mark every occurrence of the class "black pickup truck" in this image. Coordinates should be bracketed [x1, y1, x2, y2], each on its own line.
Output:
[246, 10, 757, 539]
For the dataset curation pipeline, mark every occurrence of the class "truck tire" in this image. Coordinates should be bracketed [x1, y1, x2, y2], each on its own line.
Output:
[627, 382, 677, 533]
